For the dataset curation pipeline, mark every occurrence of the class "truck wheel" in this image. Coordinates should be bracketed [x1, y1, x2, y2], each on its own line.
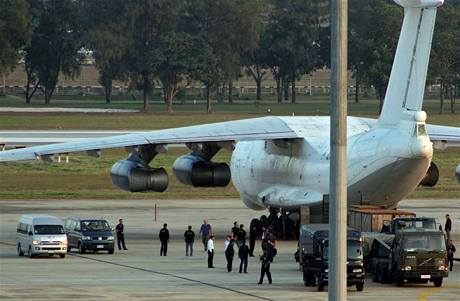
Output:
[317, 284, 324, 292]
[433, 278, 443, 287]
[396, 277, 404, 287]
[372, 266, 378, 282]
[356, 283, 364, 291]
[17, 244, 24, 256]
[78, 242, 86, 254]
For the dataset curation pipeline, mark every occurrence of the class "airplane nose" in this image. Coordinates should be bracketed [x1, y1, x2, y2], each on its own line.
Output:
[411, 137, 433, 158]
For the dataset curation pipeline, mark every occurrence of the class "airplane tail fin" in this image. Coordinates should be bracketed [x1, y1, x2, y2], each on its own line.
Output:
[378, 0, 443, 126]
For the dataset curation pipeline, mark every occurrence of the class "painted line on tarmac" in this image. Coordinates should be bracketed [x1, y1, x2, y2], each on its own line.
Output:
[68, 253, 276, 301]
[416, 287, 444, 301]
[0, 243, 273, 301]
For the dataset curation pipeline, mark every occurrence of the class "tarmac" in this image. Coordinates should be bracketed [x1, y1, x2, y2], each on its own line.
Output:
[0, 198, 459, 301]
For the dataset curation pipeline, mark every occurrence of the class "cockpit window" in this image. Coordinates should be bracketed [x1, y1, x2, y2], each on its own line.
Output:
[417, 124, 427, 137]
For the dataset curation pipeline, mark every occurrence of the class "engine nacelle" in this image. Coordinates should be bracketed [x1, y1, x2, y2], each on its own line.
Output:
[172, 155, 231, 187]
[419, 162, 439, 187]
[110, 160, 168, 192]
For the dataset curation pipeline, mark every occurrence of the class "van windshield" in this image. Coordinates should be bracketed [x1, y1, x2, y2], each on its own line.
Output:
[81, 220, 111, 231]
[34, 225, 65, 235]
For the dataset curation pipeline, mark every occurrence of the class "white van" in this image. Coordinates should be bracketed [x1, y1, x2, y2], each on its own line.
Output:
[16, 215, 67, 258]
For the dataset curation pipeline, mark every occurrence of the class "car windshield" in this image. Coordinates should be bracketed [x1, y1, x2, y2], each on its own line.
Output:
[34, 225, 65, 235]
[402, 234, 445, 251]
[81, 220, 111, 231]
[323, 241, 363, 260]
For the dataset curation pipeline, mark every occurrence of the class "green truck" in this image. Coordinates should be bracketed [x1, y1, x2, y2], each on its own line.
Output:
[369, 228, 448, 287]
[298, 224, 365, 291]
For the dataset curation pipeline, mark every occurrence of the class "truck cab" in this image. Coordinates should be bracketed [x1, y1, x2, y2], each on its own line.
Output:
[299, 224, 365, 291]
[391, 229, 448, 287]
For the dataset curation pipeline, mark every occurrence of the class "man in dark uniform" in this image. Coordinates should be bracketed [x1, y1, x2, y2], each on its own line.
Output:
[239, 241, 249, 273]
[115, 218, 127, 250]
[249, 218, 261, 257]
[224, 235, 235, 272]
[236, 224, 247, 248]
[445, 214, 452, 240]
[184, 225, 195, 256]
[159, 223, 170, 256]
[231, 222, 240, 240]
[257, 250, 272, 284]
[447, 239, 456, 271]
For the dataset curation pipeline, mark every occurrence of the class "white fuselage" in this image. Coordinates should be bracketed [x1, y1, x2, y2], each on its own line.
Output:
[230, 115, 433, 210]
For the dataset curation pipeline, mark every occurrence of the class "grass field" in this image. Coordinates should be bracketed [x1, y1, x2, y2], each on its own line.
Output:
[0, 97, 458, 200]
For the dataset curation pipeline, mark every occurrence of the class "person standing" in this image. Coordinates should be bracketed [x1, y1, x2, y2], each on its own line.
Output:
[207, 235, 215, 268]
[445, 214, 452, 240]
[159, 223, 169, 256]
[200, 219, 211, 251]
[236, 224, 247, 248]
[115, 218, 127, 250]
[239, 241, 249, 273]
[184, 225, 195, 256]
[257, 251, 272, 284]
[224, 235, 235, 272]
[231, 222, 240, 240]
[249, 218, 261, 257]
[447, 239, 456, 271]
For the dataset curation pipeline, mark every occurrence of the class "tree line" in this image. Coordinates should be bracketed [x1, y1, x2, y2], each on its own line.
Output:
[0, 0, 458, 113]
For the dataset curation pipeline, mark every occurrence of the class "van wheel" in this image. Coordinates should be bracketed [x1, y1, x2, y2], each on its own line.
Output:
[59, 254, 66, 258]
[78, 242, 86, 254]
[108, 248, 114, 254]
[396, 277, 404, 287]
[433, 278, 443, 287]
[67, 245, 71, 253]
[28, 246, 35, 258]
[17, 244, 24, 256]
[356, 283, 364, 291]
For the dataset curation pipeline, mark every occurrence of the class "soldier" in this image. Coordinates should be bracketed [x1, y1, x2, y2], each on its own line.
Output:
[239, 241, 249, 273]
[447, 239, 456, 271]
[257, 250, 272, 284]
[236, 224, 247, 248]
[184, 225, 195, 256]
[445, 214, 452, 240]
[115, 218, 127, 250]
[159, 223, 169, 256]
[224, 235, 235, 272]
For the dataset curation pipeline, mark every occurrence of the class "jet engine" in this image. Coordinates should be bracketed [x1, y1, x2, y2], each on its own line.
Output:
[110, 160, 168, 192]
[172, 154, 231, 187]
[419, 162, 439, 187]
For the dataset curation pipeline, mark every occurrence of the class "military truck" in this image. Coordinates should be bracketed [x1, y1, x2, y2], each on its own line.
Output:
[369, 228, 448, 287]
[299, 224, 365, 291]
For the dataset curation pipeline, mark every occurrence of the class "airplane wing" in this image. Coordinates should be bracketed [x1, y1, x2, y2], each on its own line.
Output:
[426, 124, 460, 148]
[0, 116, 299, 162]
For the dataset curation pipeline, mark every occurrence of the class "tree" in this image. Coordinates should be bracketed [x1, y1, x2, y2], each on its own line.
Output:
[261, 0, 322, 103]
[24, 0, 83, 104]
[0, 0, 31, 77]
[428, 0, 460, 114]
[82, 0, 129, 103]
[349, 0, 402, 111]
[186, 0, 263, 113]
[157, 32, 211, 112]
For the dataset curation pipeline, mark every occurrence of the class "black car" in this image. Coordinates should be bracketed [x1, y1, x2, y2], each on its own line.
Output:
[64, 217, 115, 254]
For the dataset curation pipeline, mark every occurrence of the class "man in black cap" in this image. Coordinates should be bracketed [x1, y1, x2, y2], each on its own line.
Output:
[184, 225, 195, 256]
[115, 218, 128, 250]
[445, 214, 452, 240]
[159, 223, 170, 256]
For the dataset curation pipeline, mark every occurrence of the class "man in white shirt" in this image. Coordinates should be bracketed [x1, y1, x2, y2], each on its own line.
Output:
[207, 235, 215, 268]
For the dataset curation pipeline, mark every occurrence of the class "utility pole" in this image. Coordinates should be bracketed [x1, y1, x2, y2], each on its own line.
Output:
[329, 0, 347, 300]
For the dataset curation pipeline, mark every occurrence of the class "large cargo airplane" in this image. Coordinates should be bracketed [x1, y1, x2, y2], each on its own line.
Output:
[0, 0, 459, 220]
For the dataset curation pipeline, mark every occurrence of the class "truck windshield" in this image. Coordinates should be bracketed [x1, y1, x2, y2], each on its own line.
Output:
[81, 220, 111, 231]
[34, 225, 65, 235]
[323, 241, 363, 260]
[402, 234, 445, 251]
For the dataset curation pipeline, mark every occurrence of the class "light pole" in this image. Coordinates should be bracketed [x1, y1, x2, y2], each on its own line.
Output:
[329, 0, 348, 300]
